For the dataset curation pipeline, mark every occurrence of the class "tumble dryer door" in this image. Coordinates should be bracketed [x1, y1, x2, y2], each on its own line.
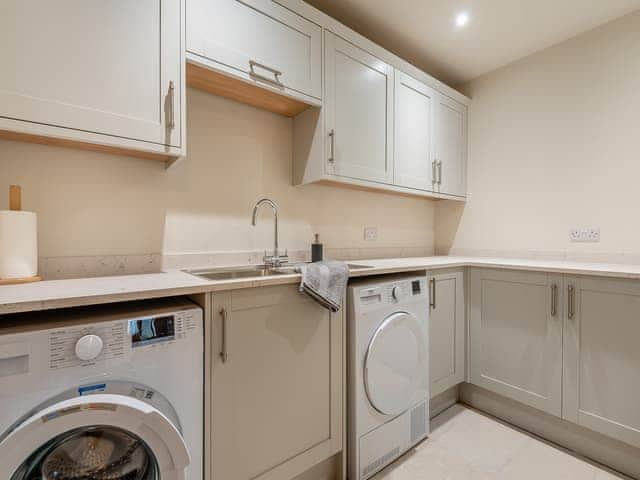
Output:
[0, 383, 189, 480]
[364, 311, 429, 416]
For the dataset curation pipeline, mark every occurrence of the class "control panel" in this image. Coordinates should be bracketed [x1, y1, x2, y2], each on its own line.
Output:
[356, 277, 427, 309]
[48, 308, 200, 370]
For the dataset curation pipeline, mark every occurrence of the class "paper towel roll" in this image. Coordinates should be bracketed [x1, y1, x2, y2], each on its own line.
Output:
[0, 210, 38, 279]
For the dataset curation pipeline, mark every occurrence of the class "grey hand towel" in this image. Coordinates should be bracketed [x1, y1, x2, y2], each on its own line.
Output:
[296, 261, 349, 312]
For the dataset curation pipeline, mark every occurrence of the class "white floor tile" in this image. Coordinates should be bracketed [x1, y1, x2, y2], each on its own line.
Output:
[371, 405, 628, 480]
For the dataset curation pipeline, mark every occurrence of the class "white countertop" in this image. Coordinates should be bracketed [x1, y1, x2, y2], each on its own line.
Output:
[3, 256, 640, 315]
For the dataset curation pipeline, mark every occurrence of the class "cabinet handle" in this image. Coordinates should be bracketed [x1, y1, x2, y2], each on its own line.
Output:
[429, 278, 436, 309]
[249, 60, 284, 87]
[551, 284, 558, 317]
[437, 161, 443, 185]
[568, 285, 575, 319]
[328, 129, 335, 163]
[219, 308, 229, 363]
[168, 81, 175, 130]
[432, 160, 437, 184]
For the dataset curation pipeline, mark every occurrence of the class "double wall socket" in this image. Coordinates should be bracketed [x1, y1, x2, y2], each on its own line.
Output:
[364, 227, 378, 241]
[570, 227, 600, 243]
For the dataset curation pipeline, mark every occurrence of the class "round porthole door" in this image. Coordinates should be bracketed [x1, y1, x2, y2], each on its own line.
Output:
[0, 391, 190, 480]
[364, 311, 429, 416]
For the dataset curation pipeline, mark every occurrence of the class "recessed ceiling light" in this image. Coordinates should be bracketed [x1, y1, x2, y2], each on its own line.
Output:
[455, 11, 470, 28]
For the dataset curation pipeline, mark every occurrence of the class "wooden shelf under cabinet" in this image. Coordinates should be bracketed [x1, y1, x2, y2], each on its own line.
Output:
[186, 62, 312, 118]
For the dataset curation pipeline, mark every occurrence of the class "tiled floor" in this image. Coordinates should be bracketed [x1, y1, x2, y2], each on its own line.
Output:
[373, 405, 629, 480]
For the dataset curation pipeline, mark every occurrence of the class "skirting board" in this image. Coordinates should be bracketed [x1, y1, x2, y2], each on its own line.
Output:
[430, 385, 460, 419]
[460, 383, 640, 479]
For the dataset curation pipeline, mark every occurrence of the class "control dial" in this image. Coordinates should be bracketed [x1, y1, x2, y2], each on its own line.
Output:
[391, 286, 406, 301]
[75, 334, 104, 361]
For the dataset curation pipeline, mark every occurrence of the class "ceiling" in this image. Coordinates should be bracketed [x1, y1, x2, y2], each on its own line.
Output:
[305, 0, 640, 86]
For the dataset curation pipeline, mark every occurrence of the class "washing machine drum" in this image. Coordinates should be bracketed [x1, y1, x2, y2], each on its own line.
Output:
[364, 311, 429, 416]
[30, 426, 151, 480]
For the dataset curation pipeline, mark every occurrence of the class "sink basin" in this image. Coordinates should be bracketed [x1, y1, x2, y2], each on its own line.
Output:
[187, 265, 287, 281]
[187, 263, 373, 281]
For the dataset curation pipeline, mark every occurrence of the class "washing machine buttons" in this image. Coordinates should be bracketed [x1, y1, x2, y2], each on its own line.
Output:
[75, 334, 104, 361]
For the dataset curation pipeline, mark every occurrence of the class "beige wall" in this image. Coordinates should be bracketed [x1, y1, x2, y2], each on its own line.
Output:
[437, 11, 640, 259]
[0, 88, 435, 264]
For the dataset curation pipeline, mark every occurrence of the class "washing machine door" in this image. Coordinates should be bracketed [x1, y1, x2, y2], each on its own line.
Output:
[0, 382, 189, 480]
[364, 311, 429, 416]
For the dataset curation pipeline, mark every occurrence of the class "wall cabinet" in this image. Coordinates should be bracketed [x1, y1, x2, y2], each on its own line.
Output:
[0, 0, 184, 163]
[209, 285, 343, 480]
[324, 31, 394, 185]
[563, 276, 640, 449]
[187, 0, 322, 107]
[394, 72, 435, 191]
[469, 269, 563, 417]
[429, 270, 465, 398]
[433, 95, 467, 197]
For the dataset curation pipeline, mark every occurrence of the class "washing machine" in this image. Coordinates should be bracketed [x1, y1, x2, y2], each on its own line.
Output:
[348, 274, 430, 480]
[0, 297, 203, 480]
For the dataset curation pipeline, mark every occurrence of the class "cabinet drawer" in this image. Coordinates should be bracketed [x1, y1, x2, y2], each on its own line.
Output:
[187, 0, 322, 101]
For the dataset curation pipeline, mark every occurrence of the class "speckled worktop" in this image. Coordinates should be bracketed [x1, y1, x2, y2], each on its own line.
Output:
[4, 256, 640, 315]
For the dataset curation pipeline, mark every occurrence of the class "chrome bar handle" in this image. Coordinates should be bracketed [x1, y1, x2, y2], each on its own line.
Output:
[432, 160, 437, 184]
[249, 60, 284, 87]
[551, 284, 558, 317]
[437, 161, 443, 185]
[429, 278, 436, 309]
[328, 129, 335, 162]
[168, 81, 175, 130]
[568, 285, 575, 320]
[219, 308, 229, 363]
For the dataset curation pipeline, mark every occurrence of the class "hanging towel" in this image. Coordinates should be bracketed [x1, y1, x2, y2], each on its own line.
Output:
[296, 261, 349, 312]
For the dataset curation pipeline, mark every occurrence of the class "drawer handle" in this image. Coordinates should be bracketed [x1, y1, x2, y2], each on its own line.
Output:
[249, 60, 284, 88]
[167, 81, 175, 130]
[437, 161, 443, 185]
[432, 160, 437, 184]
[568, 285, 575, 319]
[551, 284, 558, 317]
[219, 308, 229, 363]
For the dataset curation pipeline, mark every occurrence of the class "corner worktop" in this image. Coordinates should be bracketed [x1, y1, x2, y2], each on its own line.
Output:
[4, 256, 640, 315]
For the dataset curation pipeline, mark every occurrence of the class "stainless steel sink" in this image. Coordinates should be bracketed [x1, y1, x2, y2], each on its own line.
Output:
[186, 263, 373, 281]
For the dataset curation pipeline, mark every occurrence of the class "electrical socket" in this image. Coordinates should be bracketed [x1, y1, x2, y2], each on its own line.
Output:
[364, 227, 378, 241]
[570, 227, 600, 243]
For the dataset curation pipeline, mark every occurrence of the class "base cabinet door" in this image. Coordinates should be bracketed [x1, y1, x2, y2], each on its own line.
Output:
[469, 268, 563, 416]
[324, 31, 394, 185]
[429, 270, 465, 397]
[0, 0, 182, 147]
[563, 277, 640, 448]
[210, 286, 343, 480]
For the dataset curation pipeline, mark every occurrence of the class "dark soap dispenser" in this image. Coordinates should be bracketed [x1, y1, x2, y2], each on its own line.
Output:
[311, 233, 323, 262]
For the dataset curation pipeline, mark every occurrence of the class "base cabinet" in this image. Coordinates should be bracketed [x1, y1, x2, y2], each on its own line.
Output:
[470, 268, 640, 450]
[563, 276, 640, 449]
[429, 270, 465, 398]
[469, 269, 563, 417]
[209, 285, 343, 480]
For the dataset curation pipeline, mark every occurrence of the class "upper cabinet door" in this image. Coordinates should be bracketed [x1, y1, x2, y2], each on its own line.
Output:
[563, 277, 640, 449]
[187, 0, 322, 101]
[434, 94, 467, 197]
[325, 31, 394, 185]
[469, 268, 563, 417]
[394, 71, 434, 191]
[0, 0, 182, 147]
